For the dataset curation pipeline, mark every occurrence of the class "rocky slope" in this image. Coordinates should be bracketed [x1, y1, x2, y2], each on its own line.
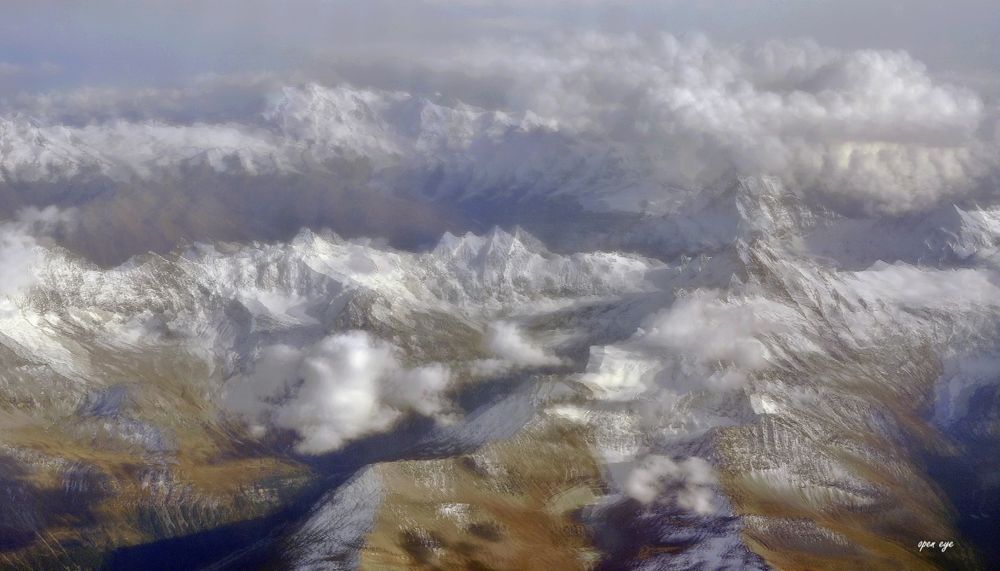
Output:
[0, 167, 998, 570]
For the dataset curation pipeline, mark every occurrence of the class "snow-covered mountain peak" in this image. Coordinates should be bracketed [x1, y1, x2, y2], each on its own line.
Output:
[949, 205, 1000, 260]
[732, 175, 816, 241]
[264, 83, 404, 158]
[261, 84, 537, 163]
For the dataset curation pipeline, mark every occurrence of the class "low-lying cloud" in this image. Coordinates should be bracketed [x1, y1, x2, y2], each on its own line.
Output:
[626, 454, 717, 514]
[486, 321, 562, 367]
[0, 206, 74, 298]
[223, 331, 452, 454]
[642, 290, 797, 389]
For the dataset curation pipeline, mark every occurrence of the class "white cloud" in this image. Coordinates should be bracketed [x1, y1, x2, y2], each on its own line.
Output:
[0, 223, 40, 299]
[472, 320, 564, 375]
[433, 33, 998, 213]
[223, 331, 452, 454]
[626, 454, 717, 514]
[0, 117, 285, 183]
[486, 321, 562, 367]
[4, 33, 998, 221]
[640, 290, 798, 390]
[3, 73, 278, 124]
[575, 289, 798, 401]
[578, 238, 1000, 410]
[577, 345, 659, 401]
[840, 262, 1000, 311]
[0, 206, 75, 299]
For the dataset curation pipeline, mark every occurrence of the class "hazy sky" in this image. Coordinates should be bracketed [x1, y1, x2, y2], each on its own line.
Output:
[2, 1, 999, 95]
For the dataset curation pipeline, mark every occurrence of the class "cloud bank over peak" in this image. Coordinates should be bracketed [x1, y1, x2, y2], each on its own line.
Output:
[0, 32, 999, 266]
[437, 33, 997, 213]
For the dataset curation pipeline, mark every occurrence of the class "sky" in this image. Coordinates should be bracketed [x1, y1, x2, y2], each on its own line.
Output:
[2, 1, 999, 95]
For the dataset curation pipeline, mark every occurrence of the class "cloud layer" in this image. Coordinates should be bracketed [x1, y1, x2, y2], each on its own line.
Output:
[1, 33, 997, 266]
[439, 34, 998, 213]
